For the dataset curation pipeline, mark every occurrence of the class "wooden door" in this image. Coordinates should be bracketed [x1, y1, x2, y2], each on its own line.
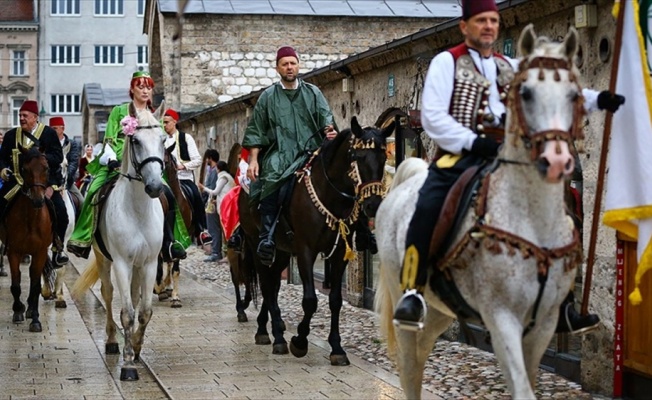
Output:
[623, 237, 652, 377]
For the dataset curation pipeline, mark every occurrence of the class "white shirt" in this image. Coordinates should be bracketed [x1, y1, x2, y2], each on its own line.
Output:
[164, 130, 202, 181]
[203, 170, 235, 212]
[420, 48, 600, 155]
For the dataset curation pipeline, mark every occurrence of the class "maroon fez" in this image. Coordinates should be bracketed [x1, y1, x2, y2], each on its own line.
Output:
[462, 0, 498, 20]
[20, 100, 39, 116]
[49, 116, 65, 126]
[276, 46, 299, 63]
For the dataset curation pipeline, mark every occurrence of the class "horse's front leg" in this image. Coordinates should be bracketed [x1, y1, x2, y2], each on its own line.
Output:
[112, 263, 138, 381]
[26, 252, 47, 332]
[289, 249, 319, 359]
[98, 262, 119, 355]
[8, 252, 25, 323]
[325, 257, 349, 366]
[54, 266, 67, 308]
[132, 261, 157, 362]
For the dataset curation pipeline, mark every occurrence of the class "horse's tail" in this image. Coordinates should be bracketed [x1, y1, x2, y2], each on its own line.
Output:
[389, 157, 428, 192]
[71, 253, 101, 298]
[374, 260, 397, 361]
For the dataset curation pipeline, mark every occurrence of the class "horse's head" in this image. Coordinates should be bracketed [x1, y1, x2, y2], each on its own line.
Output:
[349, 116, 394, 217]
[505, 24, 585, 183]
[125, 102, 166, 198]
[18, 145, 49, 208]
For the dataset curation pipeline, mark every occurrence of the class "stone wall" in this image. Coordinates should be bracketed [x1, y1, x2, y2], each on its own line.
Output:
[153, 13, 444, 111]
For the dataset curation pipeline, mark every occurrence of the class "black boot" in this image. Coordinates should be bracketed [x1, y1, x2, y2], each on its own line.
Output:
[51, 235, 69, 268]
[227, 226, 244, 252]
[67, 243, 91, 259]
[162, 210, 186, 262]
[393, 289, 426, 331]
[556, 291, 600, 335]
[257, 213, 277, 266]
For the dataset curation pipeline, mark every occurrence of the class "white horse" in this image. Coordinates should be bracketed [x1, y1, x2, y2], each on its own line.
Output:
[375, 25, 585, 399]
[72, 104, 166, 381]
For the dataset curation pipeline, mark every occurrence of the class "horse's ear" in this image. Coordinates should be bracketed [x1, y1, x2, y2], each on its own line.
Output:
[166, 141, 176, 153]
[518, 24, 537, 57]
[381, 121, 395, 139]
[351, 116, 362, 137]
[563, 27, 579, 61]
[153, 100, 166, 120]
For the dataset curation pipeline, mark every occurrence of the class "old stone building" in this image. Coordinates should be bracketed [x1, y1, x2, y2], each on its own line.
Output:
[163, 0, 645, 397]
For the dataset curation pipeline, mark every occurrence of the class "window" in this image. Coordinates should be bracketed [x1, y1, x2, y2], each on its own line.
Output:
[95, 0, 124, 16]
[50, 94, 81, 114]
[11, 98, 26, 127]
[94, 45, 124, 65]
[137, 45, 149, 67]
[137, 0, 145, 16]
[51, 45, 81, 65]
[51, 0, 80, 15]
[11, 51, 26, 76]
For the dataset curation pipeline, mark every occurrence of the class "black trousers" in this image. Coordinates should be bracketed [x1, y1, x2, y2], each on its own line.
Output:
[179, 179, 207, 232]
[401, 154, 484, 291]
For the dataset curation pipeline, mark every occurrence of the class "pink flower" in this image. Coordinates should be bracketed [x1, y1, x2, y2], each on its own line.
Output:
[120, 116, 139, 136]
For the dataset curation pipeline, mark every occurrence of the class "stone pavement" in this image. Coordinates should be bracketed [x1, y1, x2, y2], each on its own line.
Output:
[0, 247, 605, 399]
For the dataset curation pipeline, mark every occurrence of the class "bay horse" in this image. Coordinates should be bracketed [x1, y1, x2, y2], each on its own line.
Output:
[72, 104, 166, 381]
[374, 26, 585, 399]
[0, 146, 52, 332]
[239, 117, 393, 364]
[154, 146, 193, 308]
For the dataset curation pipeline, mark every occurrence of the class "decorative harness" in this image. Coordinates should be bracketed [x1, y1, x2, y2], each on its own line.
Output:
[438, 56, 586, 335]
[120, 124, 165, 183]
[296, 131, 387, 260]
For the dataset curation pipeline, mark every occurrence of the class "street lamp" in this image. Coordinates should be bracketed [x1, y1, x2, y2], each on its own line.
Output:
[39, 105, 46, 121]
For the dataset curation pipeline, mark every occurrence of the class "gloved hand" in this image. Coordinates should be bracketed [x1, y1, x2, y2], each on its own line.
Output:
[597, 91, 626, 113]
[107, 159, 120, 170]
[0, 168, 12, 181]
[471, 137, 500, 158]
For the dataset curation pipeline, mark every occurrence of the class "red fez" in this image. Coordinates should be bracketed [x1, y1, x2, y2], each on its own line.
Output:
[276, 46, 299, 63]
[462, 0, 498, 20]
[164, 109, 179, 121]
[20, 100, 39, 116]
[49, 116, 65, 127]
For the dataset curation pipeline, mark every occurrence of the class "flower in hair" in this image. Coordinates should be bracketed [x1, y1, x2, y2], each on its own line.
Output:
[120, 115, 139, 136]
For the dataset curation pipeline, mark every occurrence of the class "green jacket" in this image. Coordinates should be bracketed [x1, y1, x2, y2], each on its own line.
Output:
[242, 80, 336, 203]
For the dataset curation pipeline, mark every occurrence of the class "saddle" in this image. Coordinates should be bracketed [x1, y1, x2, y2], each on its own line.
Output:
[427, 163, 488, 323]
[92, 174, 121, 262]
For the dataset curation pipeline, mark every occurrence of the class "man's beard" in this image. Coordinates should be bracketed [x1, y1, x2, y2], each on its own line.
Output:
[468, 36, 494, 51]
[281, 74, 297, 83]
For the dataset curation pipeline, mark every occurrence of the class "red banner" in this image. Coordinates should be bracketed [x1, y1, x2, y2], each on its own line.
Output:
[614, 239, 625, 398]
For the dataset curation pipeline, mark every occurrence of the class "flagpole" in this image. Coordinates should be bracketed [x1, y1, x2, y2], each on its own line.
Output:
[581, 0, 626, 315]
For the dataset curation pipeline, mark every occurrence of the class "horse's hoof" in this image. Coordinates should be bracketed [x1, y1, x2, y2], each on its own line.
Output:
[120, 367, 139, 381]
[12, 313, 24, 323]
[29, 322, 42, 332]
[165, 288, 173, 295]
[237, 312, 248, 323]
[329, 354, 350, 366]
[255, 334, 271, 345]
[289, 336, 308, 358]
[171, 299, 182, 308]
[106, 343, 120, 354]
[158, 292, 169, 301]
[55, 300, 67, 309]
[272, 343, 288, 355]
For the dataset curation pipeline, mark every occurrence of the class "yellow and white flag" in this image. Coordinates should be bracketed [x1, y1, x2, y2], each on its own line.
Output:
[603, 0, 652, 305]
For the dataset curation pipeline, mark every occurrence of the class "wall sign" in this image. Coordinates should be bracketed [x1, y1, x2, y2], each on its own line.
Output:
[388, 74, 395, 97]
[503, 38, 514, 58]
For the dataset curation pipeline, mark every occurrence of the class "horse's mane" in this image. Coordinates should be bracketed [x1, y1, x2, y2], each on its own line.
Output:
[20, 147, 43, 164]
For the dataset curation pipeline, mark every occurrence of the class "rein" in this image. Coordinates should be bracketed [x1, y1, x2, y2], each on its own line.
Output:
[120, 126, 164, 182]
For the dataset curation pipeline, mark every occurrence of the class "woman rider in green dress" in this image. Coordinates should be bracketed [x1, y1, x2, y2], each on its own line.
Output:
[67, 71, 188, 262]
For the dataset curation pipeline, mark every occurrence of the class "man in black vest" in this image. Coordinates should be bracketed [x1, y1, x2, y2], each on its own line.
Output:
[0, 100, 70, 266]
[163, 109, 211, 246]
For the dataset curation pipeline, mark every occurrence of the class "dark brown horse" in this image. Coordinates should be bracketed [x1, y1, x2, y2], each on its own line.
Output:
[239, 117, 393, 365]
[154, 147, 193, 308]
[0, 146, 52, 332]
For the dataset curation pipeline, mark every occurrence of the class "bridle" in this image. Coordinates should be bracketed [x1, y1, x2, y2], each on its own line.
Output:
[506, 56, 586, 163]
[121, 124, 164, 182]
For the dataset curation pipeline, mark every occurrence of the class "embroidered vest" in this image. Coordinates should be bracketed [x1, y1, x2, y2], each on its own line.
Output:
[447, 44, 514, 134]
[177, 131, 190, 162]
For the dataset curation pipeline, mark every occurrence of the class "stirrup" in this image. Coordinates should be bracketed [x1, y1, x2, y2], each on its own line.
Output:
[392, 289, 427, 332]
